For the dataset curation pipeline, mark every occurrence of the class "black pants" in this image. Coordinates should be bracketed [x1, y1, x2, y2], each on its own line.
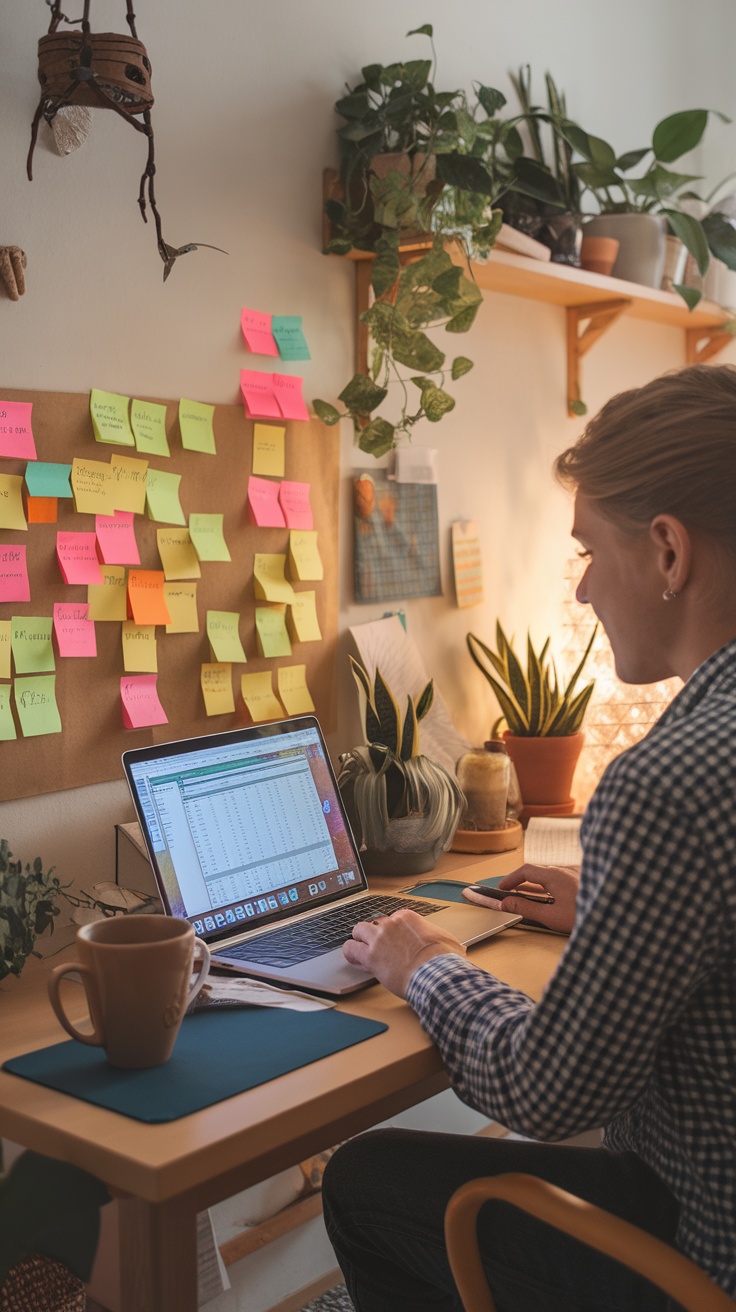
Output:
[322, 1129, 682, 1311]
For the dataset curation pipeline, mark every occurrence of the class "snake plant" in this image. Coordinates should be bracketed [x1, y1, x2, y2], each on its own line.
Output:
[467, 621, 597, 737]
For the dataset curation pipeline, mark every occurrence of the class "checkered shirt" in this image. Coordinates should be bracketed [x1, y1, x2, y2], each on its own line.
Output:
[407, 639, 736, 1294]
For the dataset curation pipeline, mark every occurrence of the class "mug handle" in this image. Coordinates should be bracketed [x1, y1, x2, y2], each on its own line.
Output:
[187, 937, 211, 1007]
[48, 962, 104, 1047]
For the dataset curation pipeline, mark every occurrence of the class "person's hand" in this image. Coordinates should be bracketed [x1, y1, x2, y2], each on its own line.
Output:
[343, 908, 466, 998]
[496, 863, 580, 934]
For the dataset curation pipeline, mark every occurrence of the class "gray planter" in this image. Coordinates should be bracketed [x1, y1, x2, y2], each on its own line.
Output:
[583, 214, 667, 289]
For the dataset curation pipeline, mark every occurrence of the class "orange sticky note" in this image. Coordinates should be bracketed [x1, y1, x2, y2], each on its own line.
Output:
[26, 496, 58, 524]
[127, 570, 171, 626]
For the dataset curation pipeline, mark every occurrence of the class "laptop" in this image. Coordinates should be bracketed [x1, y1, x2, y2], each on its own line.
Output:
[122, 716, 521, 995]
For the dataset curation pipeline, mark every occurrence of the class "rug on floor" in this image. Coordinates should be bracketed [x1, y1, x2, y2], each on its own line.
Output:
[298, 1283, 354, 1311]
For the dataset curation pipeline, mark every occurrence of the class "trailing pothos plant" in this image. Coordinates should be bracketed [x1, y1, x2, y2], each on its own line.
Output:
[0, 840, 65, 980]
[467, 621, 597, 738]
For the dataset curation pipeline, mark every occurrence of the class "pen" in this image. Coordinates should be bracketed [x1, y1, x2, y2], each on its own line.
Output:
[464, 884, 555, 905]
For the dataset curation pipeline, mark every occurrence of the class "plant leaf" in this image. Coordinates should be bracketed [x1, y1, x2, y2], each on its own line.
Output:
[436, 153, 497, 196]
[415, 680, 434, 720]
[475, 84, 506, 116]
[422, 385, 456, 422]
[371, 231, 401, 298]
[373, 668, 400, 754]
[357, 417, 396, 456]
[703, 211, 736, 271]
[338, 374, 388, 415]
[672, 283, 702, 310]
[451, 356, 473, 379]
[400, 696, 418, 759]
[313, 399, 342, 426]
[407, 23, 433, 36]
[663, 208, 710, 276]
[445, 303, 480, 333]
[653, 109, 708, 164]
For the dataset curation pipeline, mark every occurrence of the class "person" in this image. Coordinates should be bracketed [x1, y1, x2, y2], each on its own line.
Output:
[322, 363, 736, 1311]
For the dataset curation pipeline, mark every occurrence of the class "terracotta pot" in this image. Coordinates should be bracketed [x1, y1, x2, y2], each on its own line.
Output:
[580, 235, 619, 277]
[502, 732, 584, 809]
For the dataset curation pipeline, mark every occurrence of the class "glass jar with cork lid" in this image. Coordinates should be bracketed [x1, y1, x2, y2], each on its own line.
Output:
[452, 741, 523, 853]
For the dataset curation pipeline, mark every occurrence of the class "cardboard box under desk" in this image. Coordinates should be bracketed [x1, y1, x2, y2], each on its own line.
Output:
[115, 821, 162, 909]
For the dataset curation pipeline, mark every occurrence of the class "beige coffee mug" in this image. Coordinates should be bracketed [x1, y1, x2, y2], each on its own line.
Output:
[48, 916, 210, 1069]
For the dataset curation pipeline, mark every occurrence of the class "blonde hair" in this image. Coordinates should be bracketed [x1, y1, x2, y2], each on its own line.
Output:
[555, 364, 736, 551]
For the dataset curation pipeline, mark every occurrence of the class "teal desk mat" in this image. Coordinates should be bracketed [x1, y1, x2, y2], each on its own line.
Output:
[3, 1007, 387, 1124]
[406, 874, 504, 902]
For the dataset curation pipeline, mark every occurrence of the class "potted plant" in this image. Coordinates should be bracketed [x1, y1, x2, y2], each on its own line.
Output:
[337, 657, 465, 875]
[0, 840, 65, 980]
[466, 622, 597, 818]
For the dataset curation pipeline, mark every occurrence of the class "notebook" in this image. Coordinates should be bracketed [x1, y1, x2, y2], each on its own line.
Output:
[122, 716, 520, 995]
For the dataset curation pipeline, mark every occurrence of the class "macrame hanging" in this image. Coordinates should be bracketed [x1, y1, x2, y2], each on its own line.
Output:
[27, 0, 225, 280]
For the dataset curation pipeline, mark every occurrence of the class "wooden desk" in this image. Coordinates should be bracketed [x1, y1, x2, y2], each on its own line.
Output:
[0, 850, 564, 1311]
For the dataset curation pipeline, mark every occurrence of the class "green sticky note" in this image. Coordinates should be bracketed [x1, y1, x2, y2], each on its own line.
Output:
[0, 685, 16, 740]
[14, 674, 62, 737]
[131, 399, 170, 458]
[255, 605, 292, 658]
[179, 399, 216, 455]
[11, 616, 55, 674]
[146, 468, 185, 525]
[272, 316, 311, 362]
[189, 514, 231, 562]
[24, 462, 73, 498]
[207, 610, 247, 663]
[90, 389, 135, 447]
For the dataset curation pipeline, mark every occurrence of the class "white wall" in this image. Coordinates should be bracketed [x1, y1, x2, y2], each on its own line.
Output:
[2, 0, 736, 890]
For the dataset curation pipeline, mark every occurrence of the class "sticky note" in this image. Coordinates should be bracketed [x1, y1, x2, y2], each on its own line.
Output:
[252, 423, 285, 478]
[240, 369, 282, 420]
[14, 675, 61, 737]
[122, 622, 157, 672]
[189, 514, 231, 562]
[120, 674, 168, 729]
[240, 671, 284, 723]
[255, 605, 292, 658]
[201, 663, 234, 716]
[0, 621, 11, 679]
[452, 520, 484, 609]
[53, 603, 96, 658]
[157, 528, 201, 580]
[272, 373, 309, 422]
[90, 388, 135, 447]
[277, 664, 315, 715]
[96, 511, 140, 566]
[0, 475, 27, 530]
[127, 570, 171, 626]
[288, 591, 321, 643]
[289, 530, 324, 581]
[179, 399, 217, 455]
[248, 476, 286, 528]
[241, 308, 279, 357]
[164, 581, 199, 633]
[279, 480, 313, 530]
[12, 616, 55, 674]
[253, 553, 295, 604]
[71, 458, 115, 515]
[0, 545, 30, 602]
[0, 400, 36, 460]
[0, 685, 16, 741]
[56, 532, 103, 585]
[87, 566, 128, 621]
[25, 462, 72, 499]
[131, 399, 170, 458]
[272, 316, 311, 362]
[110, 453, 149, 514]
[207, 610, 247, 663]
[26, 497, 57, 524]
[145, 468, 185, 525]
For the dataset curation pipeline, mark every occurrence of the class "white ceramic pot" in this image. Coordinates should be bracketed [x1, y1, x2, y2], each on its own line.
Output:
[583, 214, 667, 289]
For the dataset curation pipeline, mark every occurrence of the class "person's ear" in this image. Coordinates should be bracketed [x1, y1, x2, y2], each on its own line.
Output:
[649, 514, 691, 597]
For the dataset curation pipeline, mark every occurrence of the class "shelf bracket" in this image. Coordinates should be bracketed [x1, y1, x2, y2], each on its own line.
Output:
[685, 324, 734, 366]
[566, 299, 632, 417]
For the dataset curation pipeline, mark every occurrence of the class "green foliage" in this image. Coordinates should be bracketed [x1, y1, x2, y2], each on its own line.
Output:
[0, 839, 63, 980]
[507, 67, 581, 214]
[466, 621, 597, 737]
[349, 655, 433, 761]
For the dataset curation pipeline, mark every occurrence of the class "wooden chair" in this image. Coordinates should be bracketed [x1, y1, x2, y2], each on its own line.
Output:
[444, 1173, 736, 1312]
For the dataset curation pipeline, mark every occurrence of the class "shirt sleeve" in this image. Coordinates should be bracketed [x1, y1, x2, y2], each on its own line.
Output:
[405, 753, 729, 1140]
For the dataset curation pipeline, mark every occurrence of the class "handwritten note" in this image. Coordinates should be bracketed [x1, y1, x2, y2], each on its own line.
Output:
[110, 453, 149, 514]
[14, 675, 61, 737]
[189, 514, 231, 562]
[25, 462, 72, 499]
[247, 476, 285, 528]
[201, 663, 234, 716]
[289, 530, 323, 581]
[164, 581, 199, 633]
[120, 674, 168, 728]
[240, 671, 284, 723]
[0, 685, 16, 741]
[71, 458, 115, 516]
[279, 480, 313, 530]
[253, 554, 295, 604]
[207, 611, 247, 663]
[451, 520, 484, 609]
[127, 570, 171, 626]
[12, 617, 55, 674]
[0, 400, 36, 460]
[0, 475, 27, 530]
[272, 373, 309, 422]
[145, 468, 185, 525]
[56, 532, 103, 585]
[121, 622, 157, 672]
[277, 664, 315, 715]
[0, 621, 11, 679]
[90, 388, 135, 447]
[241, 308, 279, 357]
[131, 399, 170, 458]
[53, 603, 96, 658]
[26, 497, 57, 524]
[252, 423, 285, 478]
[179, 399, 216, 455]
[157, 528, 201, 580]
[272, 316, 310, 362]
[87, 566, 128, 621]
[240, 369, 281, 420]
[96, 511, 140, 566]
[288, 590, 321, 643]
[0, 546, 30, 602]
[255, 605, 291, 658]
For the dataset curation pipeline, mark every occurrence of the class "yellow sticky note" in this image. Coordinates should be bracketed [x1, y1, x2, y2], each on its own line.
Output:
[240, 671, 285, 723]
[110, 453, 149, 514]
[0, 475, 27, 530]
[0, 621, 10, 680]
[12, 616, 55, 674]
[131, 399, 170, 458]
[146, 468, 185, 525]
[164, 581, 199, 634]
[255, 605, 292, 658]
[71, 458, 116, 515]
[252, 423, 285, 477]
[189, 514, 231, 562]
[157, 528, 201, 580]
[14, 674, 62, 737]
[122, 622, 157, 672]
[289, 530, 324, 582]
[201, 663, 234, 716]
[288, 591, 322, 643]
[87, 566, 128, 621]
[207, 611, 247, 663]
[277, 664, 315, 715]
[179, 399, 216, 455]
[0, 684, 16, 740]
[90, 388, 135, 447]
[253, 553, 295, 604]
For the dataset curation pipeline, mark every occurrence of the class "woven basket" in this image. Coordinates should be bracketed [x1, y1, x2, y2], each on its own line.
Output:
[0, 1252, 85, 1312]
[37, 31, 153, 114]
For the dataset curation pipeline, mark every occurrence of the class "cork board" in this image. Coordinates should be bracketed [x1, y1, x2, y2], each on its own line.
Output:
[0, 387, 339, 800]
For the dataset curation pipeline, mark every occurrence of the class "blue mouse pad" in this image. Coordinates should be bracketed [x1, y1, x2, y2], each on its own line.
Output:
[404, 874, 504, 902]
[3, 1007, 387, 1123]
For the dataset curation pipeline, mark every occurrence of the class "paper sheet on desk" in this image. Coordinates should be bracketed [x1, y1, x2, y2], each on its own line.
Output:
[524, 816, 583, 866]
[349, 615, 470, 774]
[191, 977, 335, 1012]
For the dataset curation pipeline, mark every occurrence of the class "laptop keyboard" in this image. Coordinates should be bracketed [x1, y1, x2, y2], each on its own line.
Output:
[214, 894, 447, 968]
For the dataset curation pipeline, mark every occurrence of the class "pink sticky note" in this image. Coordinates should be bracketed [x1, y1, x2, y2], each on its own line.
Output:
[95, 511, 140, 565]
[53, 603, 97, 658]
[272, 373, 309, 422]
[278, 480, 313, 530]
[247, 476, 286, 528]
[0, 544, 30, 602]
[240, 370, 282, 420]
[120, 674, 168, 728]
[0, 401, 36, 461]
[56, 532, 103, 585]
[241, 308, 279, 357]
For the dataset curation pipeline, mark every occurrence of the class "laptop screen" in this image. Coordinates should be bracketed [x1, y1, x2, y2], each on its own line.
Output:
[123, 717, 368, 945]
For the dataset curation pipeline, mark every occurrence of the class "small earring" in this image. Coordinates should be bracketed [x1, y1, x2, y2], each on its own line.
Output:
[662, 588, 678, 601]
